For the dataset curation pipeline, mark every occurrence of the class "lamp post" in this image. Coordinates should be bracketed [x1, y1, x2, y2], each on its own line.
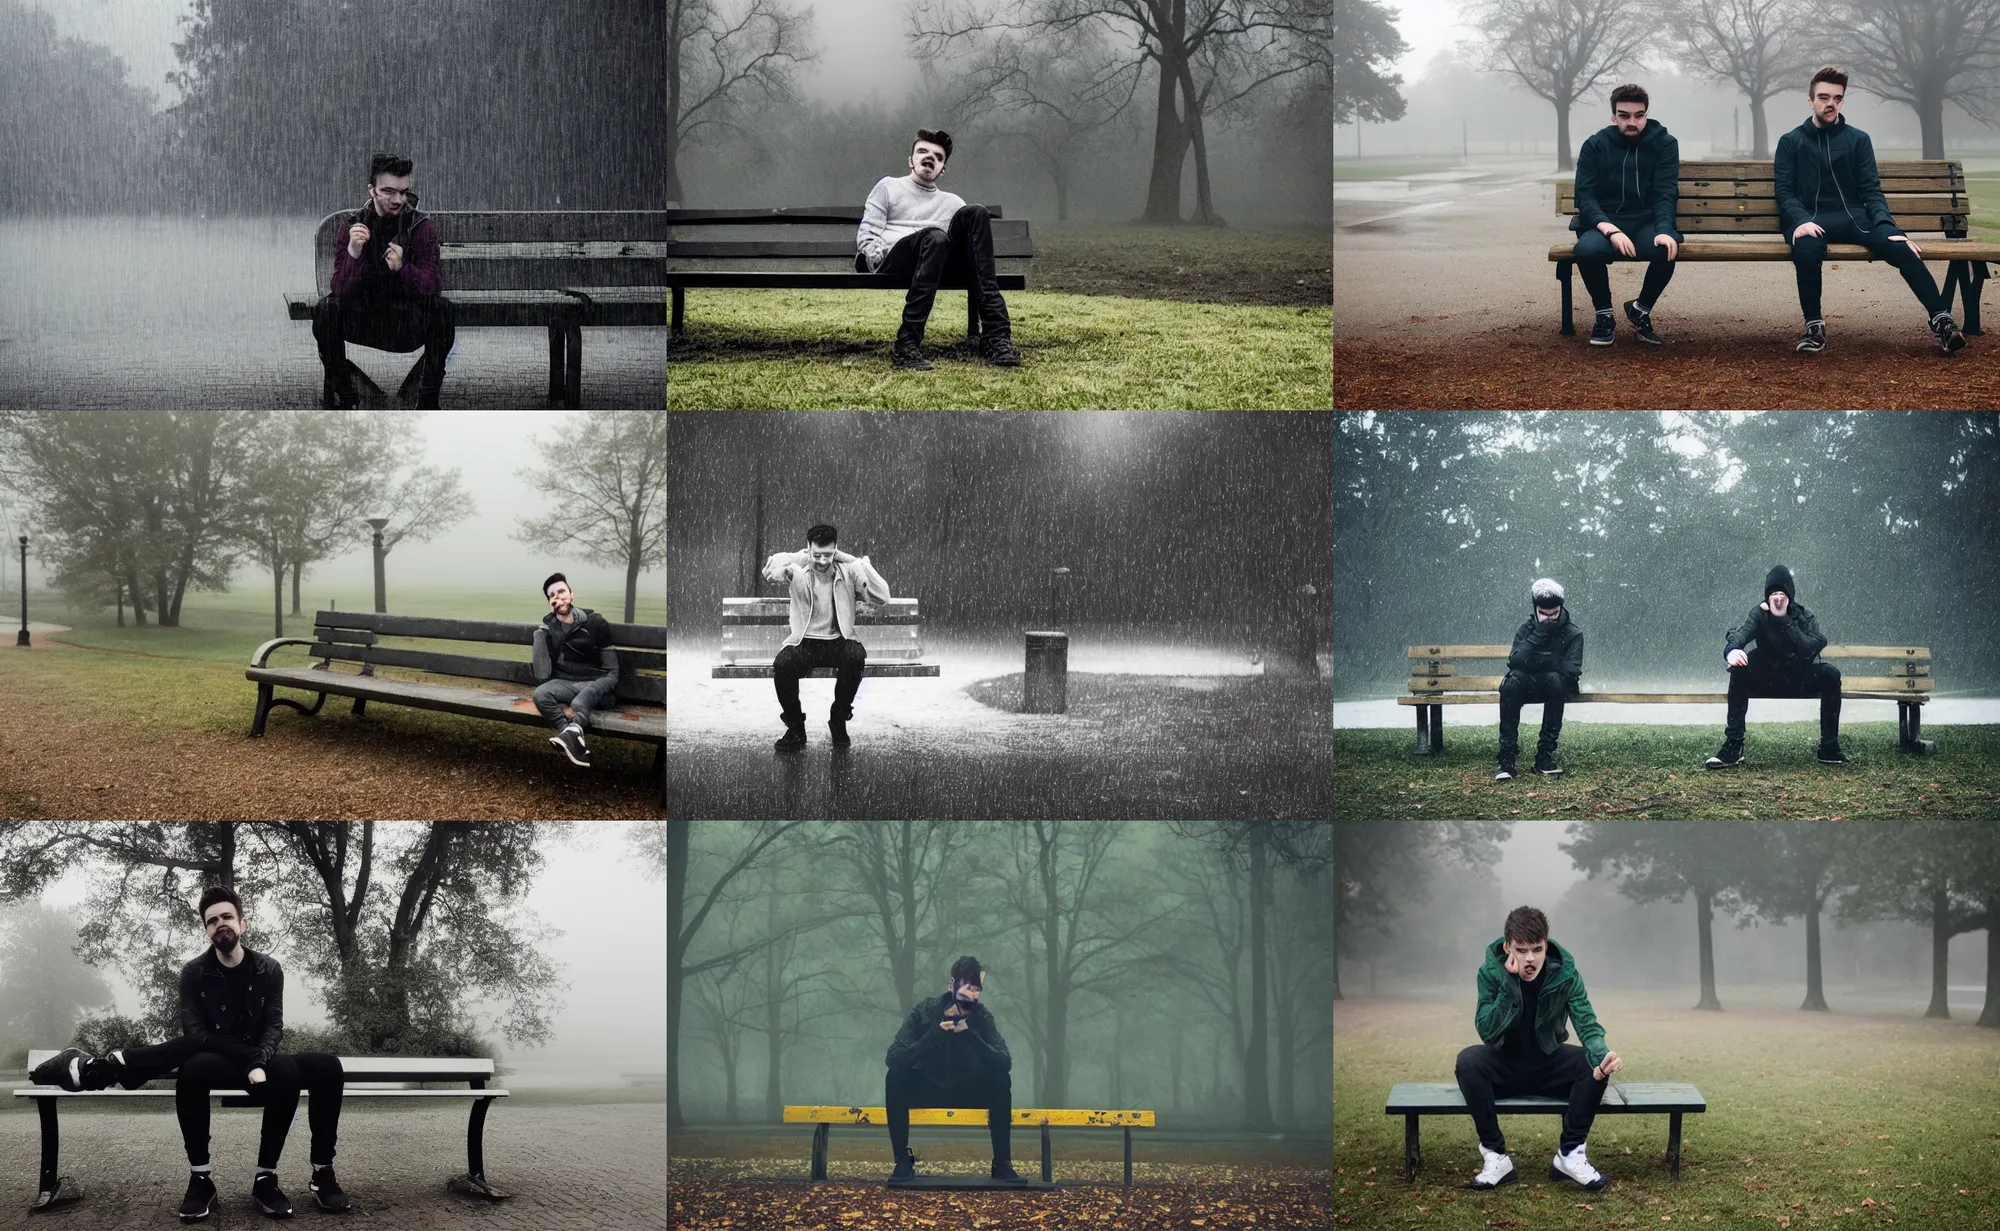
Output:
[365, 518, 390, 613]
[15, 535, 27, 647]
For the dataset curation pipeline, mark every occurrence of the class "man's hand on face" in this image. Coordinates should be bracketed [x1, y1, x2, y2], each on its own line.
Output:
[1591, 1050, 1623, 1081]
[347, 223, 370, 258]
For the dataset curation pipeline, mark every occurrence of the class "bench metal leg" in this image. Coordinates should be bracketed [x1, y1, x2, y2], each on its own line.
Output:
[447, 1095, 509, 1200]
[810, 1123, 829, 1181]
[1123, 1125, 1132, 1187]
[1431, 704, 1443, 753]
[548, 323, 566, 404]
[1414, 704, 1432, 755]
[1558, 259, 1575, 335]
[672, 286, 686, 336]
[352, 696, 368, 717]
[1403, 1113, 1421, 1181]
[30, 1095, 80, 1210]
[1666, 1111, 1682, 1179]
[652, 744, 665, 775]
[1040, 1123, 1052, 1183]
[564, 318, 583, 408]
[1903, 702, 1937, 754]
[1971, 261, 1989, 335]
[251, 684, 326, 736]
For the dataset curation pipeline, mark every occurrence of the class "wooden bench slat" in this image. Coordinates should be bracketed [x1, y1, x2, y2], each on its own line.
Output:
[1407, 645, 1511, 657]
[784, 1106, 1154, 1127]
[247, 667, 665, 739]
[663, 271, 1029, 288]
[667, 206, 1003, 222]
[1560, 193, 1967, 216]
[1819, 646, 1932, 659]
[1399, 690, 1930, 704]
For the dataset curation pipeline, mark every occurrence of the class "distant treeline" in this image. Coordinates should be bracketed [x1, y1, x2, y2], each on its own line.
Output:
[0, 0, 663, 214]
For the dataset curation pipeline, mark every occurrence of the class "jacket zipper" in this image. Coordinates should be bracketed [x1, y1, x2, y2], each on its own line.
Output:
[1821, 123, 1858, 227]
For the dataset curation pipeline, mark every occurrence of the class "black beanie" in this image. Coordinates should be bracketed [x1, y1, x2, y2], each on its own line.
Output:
[1763, 565, 1796, 601]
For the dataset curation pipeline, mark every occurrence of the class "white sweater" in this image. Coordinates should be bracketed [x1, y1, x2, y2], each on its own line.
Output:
[856, 175, 968, 271]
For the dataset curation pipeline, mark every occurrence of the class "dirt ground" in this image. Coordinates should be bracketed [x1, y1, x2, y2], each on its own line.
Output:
[1031, 222, 1331, 308]
[1335, 171, 2000, 407]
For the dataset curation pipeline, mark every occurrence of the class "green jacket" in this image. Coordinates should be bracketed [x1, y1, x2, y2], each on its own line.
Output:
[1474, 936, 1608, 1068]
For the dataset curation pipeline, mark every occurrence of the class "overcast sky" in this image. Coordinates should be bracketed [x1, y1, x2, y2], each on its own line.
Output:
[30, 0, 189, 106]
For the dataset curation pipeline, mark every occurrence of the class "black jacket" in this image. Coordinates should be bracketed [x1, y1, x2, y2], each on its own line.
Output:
[1570, 120, 1681, 237]
[534, 607, 620, 683]
[1773, 114, 1898, 236]
[885, 993, 1012, 1081]
[1726, 603, 1828, 666]
[179, 946, 285, 1071]
[1507, 608, 1584, 690]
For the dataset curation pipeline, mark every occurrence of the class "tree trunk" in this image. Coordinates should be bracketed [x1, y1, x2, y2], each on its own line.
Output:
[1179, 65, 1219, 225]
[290, 560, 302, 617]
[1242, 825, 1274, 1130]
[1169, 1028, 1183, 1113]
[624, 517, 642, 622]
[1694, 888, 1723, 1011]
[1054, 171, 1069, 223]
[1918, 88, 1946, 160]
[668, 821, 689, 1130]
[1751, 92, 1772, 159]
[271, 560, 285, 639]
[1925, 880, 1951, 1020]
[1332, 926, 1342, 1000]
[1800, 890, 1828, 1011]
[125, 568, 147, 625]
[1142, 35, 1189, 222]
[1979, 895, 2000, 1028]
[765, 878, 783, 1122]
[115, 577, 125, 628]
[1555, 96, 1575, 172]
[1110, 1015, 1124, 1107]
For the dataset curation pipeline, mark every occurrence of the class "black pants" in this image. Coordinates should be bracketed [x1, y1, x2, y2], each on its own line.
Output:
[1454, 1042, 1605, 1154]
[118, 1035, 343, 1169]
[772, 636, 867, 726]
[1571, 217, 1678, 313]
[1787, 212, 1943, 321]
[1498, 669, 1570, 762]
[863, 205, 1013, 343]
[884, 1066, 1012, 1163]
[312, 292, 456, 403]
[1724, 658, 1842, 744]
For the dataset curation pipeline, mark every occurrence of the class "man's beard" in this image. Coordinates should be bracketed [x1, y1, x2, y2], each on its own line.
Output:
[213, 929, 239, 955]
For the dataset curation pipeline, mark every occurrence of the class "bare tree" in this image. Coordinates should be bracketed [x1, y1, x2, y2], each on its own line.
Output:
[1821, 0, 2000, 159]
[513, 412, 665, 624]
[666, 0, 819, 203]
[1465, 0, 1651, 170]
[945, 35, 1143, 221]
[1667, 0, 1818, 157]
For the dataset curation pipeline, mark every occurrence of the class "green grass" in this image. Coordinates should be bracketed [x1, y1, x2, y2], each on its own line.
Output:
[1332, 722, 2000, 819]
[1336, 991, 2000, 1230]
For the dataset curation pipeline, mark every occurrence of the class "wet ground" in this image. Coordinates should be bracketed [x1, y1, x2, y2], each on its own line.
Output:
[0, 217, 661, 407]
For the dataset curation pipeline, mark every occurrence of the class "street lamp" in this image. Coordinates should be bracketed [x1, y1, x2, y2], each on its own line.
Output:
[15, 535, 28, 647]
[364, 517, 391, 613]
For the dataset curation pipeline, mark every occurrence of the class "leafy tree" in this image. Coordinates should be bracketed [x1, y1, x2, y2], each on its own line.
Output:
[1730, 823, 1856, 1012]
[0, 902, 114, 1050]
[1334, 0, 1411, 125]
[1836, 821, 1986, 1019]
[513, 412, 666, 623]
[1334, 820, 1508, 1001]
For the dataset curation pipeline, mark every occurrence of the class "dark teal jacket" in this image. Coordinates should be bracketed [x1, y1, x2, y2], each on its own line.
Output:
[1773, 114, 1898, 236]
[1474, 937, 1609, 1068]
[1570, 121, 1681, 237]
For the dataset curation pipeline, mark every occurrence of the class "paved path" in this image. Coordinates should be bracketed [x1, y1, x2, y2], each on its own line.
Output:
[0, 1101, 663, 1229]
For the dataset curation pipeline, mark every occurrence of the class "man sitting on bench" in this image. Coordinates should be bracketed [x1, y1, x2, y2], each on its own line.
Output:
[533, 572, 623, 769]
[1496, 578, 1583, 782]
[1456, 906, 1623, 1193]
[1706, 563, 1846, 769]
[762, 525, 891, 753]
[30, 887, 350, 1220]
[312, 152, 456, 407]
[884, 956, 1024, 1184]
[856, 128, 1022, 371]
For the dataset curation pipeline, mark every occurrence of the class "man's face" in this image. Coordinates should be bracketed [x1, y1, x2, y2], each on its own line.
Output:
[1508, 938, 1547, 981]
[547, 581, 574, 616]
[910, 141, 948, 187]
[203, 901, 245, 955]
[808, 541, 838, 572]
[1535, 604, 1562, 623]
[1767, 590, 1790, 616]
[1613, 102, 1647, 138]
[369, 171, 413, 216]
[1811, 84, 1845, 124]
[954, 975, 982, 1004]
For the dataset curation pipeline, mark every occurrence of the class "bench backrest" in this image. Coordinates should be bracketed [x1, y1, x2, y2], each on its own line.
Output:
[783, 1105, 1154, 1126]
[1406, 643, 1935, 696]
[25, 1049, 492, 1084]
[718, 596, 927, 666]
[309, 610, 665, 706]
[310, 210, 672, 294]
[667, 207, 1033, 276]
[1556, 159, 1969, 236]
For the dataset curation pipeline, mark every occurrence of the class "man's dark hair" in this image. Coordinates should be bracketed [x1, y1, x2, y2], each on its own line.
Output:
[1608, 83, 1648, 111]
[806, 524, 839, 546]
[913, 129, 953, 163]
[370, 152, 414, 184]
[1503, 906, 1549, 945]
[949, 955, 984, 987]
[198, 886, 243, 922]
[1810, 66, 1848, 94]
[542, 572, 569, 598]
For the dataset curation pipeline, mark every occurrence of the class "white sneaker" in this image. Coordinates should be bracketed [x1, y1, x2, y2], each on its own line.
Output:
[1549, 1142, 1607, 1190]
[1469, 1144, 1516, 1189]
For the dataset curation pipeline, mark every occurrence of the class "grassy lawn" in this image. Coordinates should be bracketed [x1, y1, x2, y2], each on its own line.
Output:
[1335, 992, 2000, 1230]
[1332, 722, 2000, 820]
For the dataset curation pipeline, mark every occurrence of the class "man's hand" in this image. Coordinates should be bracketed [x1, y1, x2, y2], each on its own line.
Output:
[1503, 949, 1524, 976]
[247, 1067, 267, 1085]
[940, 1017, 969, 1032]
[347, 223, 370, 258]
[1654, 233, 1678, 260]
[1891, 234, 1923, 257]
[1793, 221, 1826, 240]
[1608, 230, 1636, 258]
[1591, 1050, 1623, 1081]
[1727, 648, 1750, 668]
[385, 242, 405, 272]
[833, 549, 857, 565]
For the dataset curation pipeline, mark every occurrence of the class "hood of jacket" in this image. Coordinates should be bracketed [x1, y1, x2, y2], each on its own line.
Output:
[1764, 565, 1797, 601]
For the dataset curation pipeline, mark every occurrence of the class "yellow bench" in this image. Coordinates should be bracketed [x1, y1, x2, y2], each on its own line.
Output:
[782, 1105, 1156, 1185]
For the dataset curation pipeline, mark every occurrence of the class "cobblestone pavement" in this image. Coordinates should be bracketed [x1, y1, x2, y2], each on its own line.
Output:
[0, 1100, 664, 1229]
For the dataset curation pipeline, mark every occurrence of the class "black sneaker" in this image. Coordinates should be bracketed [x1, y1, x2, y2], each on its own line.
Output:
[251, 1171, 293, 1218]
[773, 724, 807, 753]
[309, 1166, 350, 1212]
[980, 333, 1023, 367]
[30, 1047, 91, 1092]
[1494, 761, 1516, 782]
[1623, 299, 1662, 345]
[1931, 311, 1966, 354]
[81, 1051, 125, 1091]
[991, 1162, 1027, 1183]
[1589, 310, 1615, 346]
[1816, 743, 1850, 765]
[890, 1148, 918, 1181]
[1534, 751, 1563, 777]
[1705, 740, 1745, 769]
[179, 1172, 220, 1222]
[828, 718, 851, 747]
[1795, 320, 1826, 353]
[892, 338, 934, 370]
[549, 725, 591, 767]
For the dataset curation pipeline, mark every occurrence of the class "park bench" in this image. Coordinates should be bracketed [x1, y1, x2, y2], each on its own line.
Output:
[666, 207, 1032, 339]
[783, 1105, 1154, 1187]
[17, 1048, 509, 1209]
[1398, 644, 1937, 756]
[287, 210, 668, 406]
[710, 597, 941, 679]
[1385, 1081, 1705, 1182]
[1548, 159, 2000, 336]
[247, 610, 666, 775]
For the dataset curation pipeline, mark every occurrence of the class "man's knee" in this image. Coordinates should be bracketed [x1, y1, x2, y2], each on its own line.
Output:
[772, 645, 807, 674]
[842, 640, 869, 666]
[1821, 663, 1842, 690]
[1571, 233, 1612, 263]
[1498, 673, 1528, 701]
[1792, 238, 1828, 264]
[1455, 1045, 1489, 1078]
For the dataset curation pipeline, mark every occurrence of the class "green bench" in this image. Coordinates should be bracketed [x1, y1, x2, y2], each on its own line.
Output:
[1384, 1081, 1706, 1182]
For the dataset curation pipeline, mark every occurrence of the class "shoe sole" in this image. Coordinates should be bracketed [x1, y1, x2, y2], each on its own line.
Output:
[1466, 1169, 1519, 1190]
[1940, 333, 1966, 354]
[1795, 343, 1824, 353]
[1816, 757, 1850, 765]
[1704, 760, 1743, 769]
[1537, 768, 1563, 776]
[548, 736, 591, 768]
[1494, 772, 1514, 781]
[179, 1195, 220, 1222]
[252, 1196, 293, 1218]
[310, 1190, 350, 1212]
[1547, 1165, 1608, 1191]
[1589, 336, 1614, 346]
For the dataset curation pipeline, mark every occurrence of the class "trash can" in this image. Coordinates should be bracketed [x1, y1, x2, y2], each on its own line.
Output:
[1023, 630, 1069, 714]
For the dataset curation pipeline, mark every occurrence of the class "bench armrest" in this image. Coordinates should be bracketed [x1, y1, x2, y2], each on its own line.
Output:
[249, 637, 320, 668]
